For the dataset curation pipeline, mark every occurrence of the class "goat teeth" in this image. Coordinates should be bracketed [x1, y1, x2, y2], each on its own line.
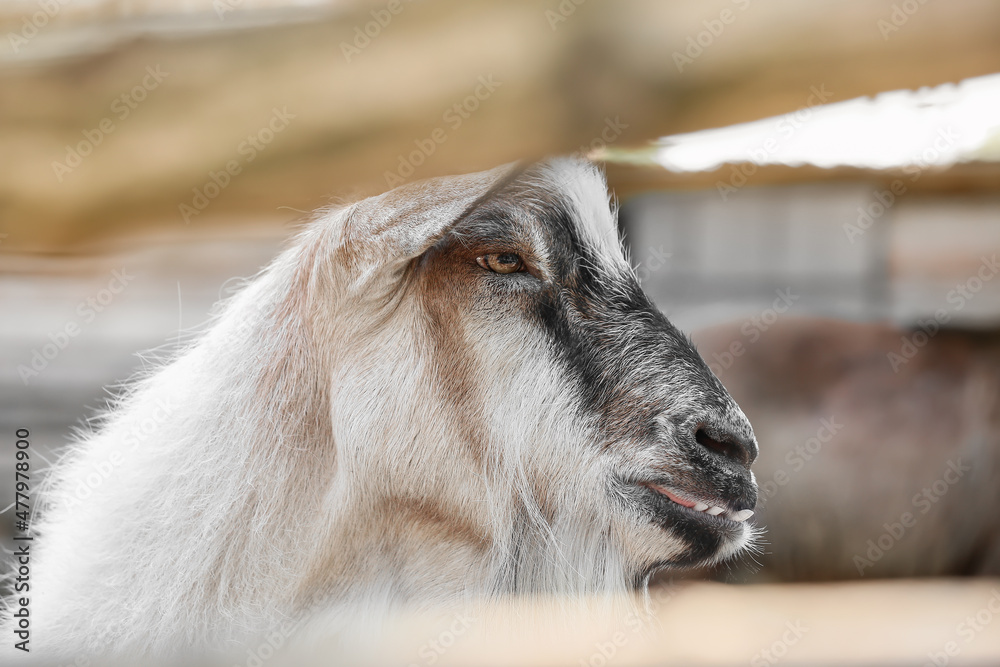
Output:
[705, 506, 725, 516]
[729, 509, 754, 522]
[693, 502, 709, 512]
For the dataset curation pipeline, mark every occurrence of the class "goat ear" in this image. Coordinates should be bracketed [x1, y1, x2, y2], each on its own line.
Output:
[336, 162, 522, 271]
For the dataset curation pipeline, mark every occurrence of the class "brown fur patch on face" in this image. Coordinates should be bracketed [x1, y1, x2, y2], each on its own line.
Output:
[411, 239, 498, 467]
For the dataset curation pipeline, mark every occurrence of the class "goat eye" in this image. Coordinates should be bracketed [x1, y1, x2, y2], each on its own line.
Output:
[477, 253, 524, 274]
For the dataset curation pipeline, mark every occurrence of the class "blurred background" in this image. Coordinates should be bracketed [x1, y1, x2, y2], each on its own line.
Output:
[2, 0, 1000, 664]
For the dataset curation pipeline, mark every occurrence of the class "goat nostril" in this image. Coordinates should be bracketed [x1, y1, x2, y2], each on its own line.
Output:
[695, 427, 749, 465]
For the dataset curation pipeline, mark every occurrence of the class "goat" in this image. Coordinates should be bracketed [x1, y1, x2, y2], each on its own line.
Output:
[10, 158, 760, 658]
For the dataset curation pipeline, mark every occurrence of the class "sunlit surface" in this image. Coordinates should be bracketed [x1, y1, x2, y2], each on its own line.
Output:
[654, 73, 1000, 171]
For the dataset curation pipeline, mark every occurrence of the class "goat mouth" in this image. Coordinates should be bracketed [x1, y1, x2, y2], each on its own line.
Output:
[616, 477, 756, 568]
[639, 483, 754, 524]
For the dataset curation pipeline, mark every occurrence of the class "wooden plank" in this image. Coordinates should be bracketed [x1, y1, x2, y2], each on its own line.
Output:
[1, 0, 999, 251]
[298, 580, 1000, 666]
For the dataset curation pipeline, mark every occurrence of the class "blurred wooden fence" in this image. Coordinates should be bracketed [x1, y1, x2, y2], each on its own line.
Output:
[1, 0, 999, 252]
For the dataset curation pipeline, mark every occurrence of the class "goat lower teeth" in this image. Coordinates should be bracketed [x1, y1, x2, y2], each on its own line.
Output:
[729, 509, 754, 522]
[705, 506, 724, 516]
[693, 502, 709, 512]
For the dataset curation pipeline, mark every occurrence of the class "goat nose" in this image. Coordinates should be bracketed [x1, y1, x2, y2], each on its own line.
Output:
[694, 425, 758, 467]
